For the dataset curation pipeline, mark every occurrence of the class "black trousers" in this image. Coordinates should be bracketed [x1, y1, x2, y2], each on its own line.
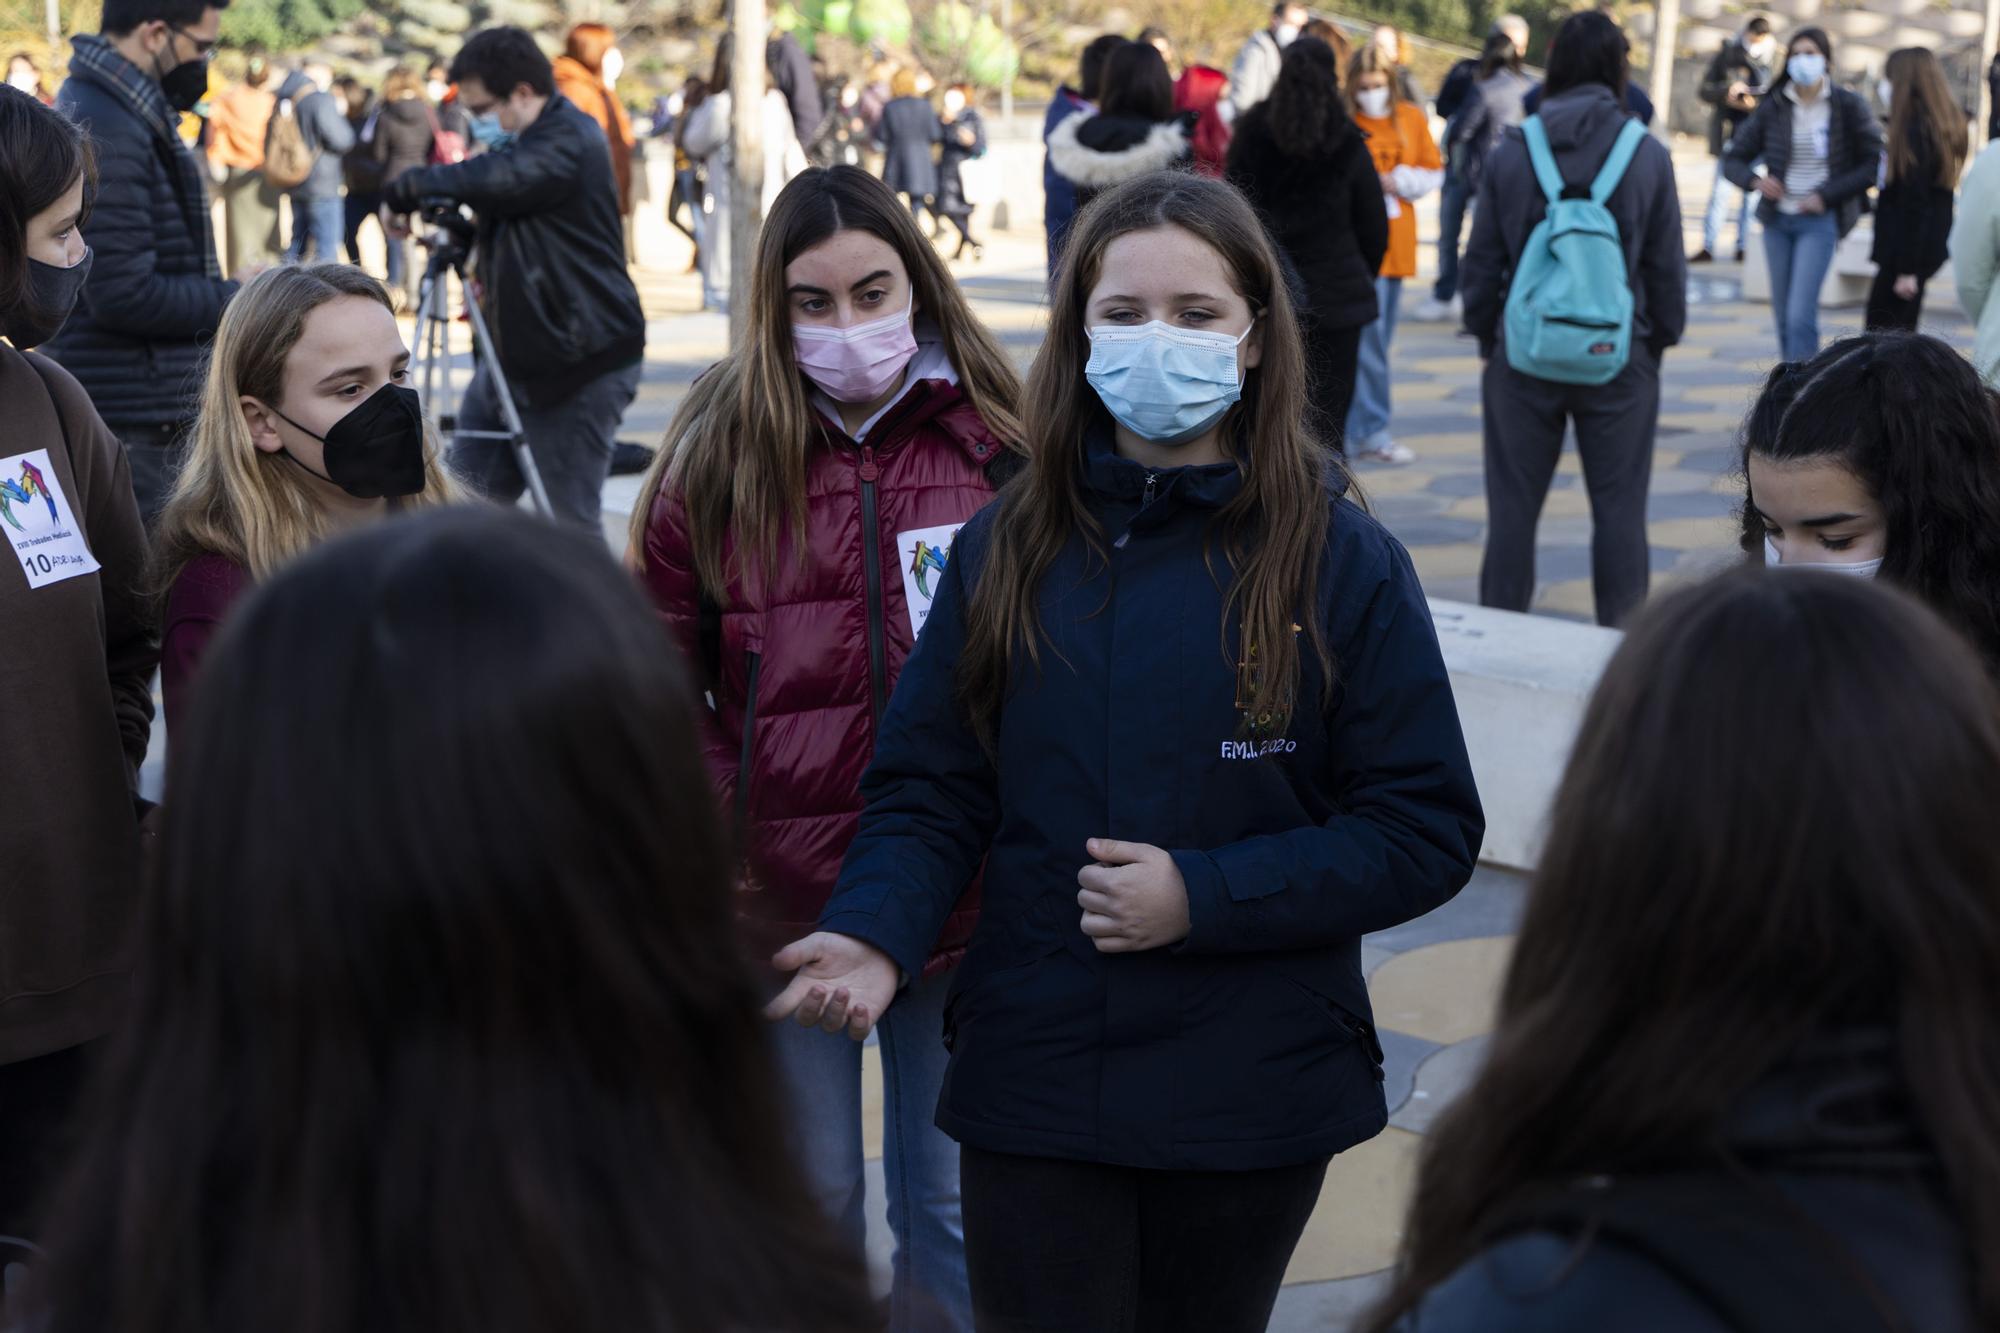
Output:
[1864, 267, 1926, 331]
[1478, 347, 1662, 628]
[1302, 317, 1364, 457]
[960, 1146, 1328, 1333]
[0, 1043, 94, 1239]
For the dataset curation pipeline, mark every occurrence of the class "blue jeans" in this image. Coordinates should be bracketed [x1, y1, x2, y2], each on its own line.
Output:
[768, 967, 971, 1333]
[1346, 276, 1403, 449]
[1701, 157, 1753, 255]
[285, 193, 343, 264]
[1762, 210, 1840, 363]
[1433, 171, 1472, 302]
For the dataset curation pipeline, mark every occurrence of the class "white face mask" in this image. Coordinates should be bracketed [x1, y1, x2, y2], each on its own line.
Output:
[427, 79, 449, 102]
[1764, 536, 1883, 579]
[1085, 320, 1252, 445]
[1747, 35, 1776, 64]
[1273, 21, 1300, 46]
[1357, 87, 1392, 119]
[1787, 52, 1827, 89]
[1877, 77, 1894, 109]
[7, 67, 37, 93]
[601, 47, 624, 87]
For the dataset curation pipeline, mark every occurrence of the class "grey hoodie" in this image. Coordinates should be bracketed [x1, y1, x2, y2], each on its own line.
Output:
[1460, 85, 1687, 360]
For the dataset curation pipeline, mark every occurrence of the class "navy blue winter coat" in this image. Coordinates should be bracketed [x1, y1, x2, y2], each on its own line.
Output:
[49, 56, 237, 430]
[820, 427, 1484, 1172]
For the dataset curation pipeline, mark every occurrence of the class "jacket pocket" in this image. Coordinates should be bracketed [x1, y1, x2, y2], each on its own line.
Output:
[734, 650, 762, 832]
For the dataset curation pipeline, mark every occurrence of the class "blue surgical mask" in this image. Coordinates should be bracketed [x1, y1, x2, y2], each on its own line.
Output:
[1764, 536, 1882, 579]
[1787, 52, 1826, 88]
[1085, 320, 1252, 446]
[469, 113, 514, 150]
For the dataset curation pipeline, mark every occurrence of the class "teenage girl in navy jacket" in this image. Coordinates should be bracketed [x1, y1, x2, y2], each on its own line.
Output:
[769, 171, 1484, 1331]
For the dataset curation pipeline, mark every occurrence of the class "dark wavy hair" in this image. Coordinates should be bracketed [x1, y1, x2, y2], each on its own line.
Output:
[1266, 36, 1356, 159]
[1365, 569, 2000, 1328]
[24, 508, 876, 1333]
[1733, 358, 1806, 557]
[1738, 332, 2000, 669]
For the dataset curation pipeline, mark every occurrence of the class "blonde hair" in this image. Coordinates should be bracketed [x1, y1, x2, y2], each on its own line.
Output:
[154, 264, 459, 594]
[890, 68, 921, 98]
[629, 166, 1021, 597]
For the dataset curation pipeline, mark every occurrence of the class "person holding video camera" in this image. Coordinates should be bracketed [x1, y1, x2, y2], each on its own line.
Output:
[384, 26, 644, 532]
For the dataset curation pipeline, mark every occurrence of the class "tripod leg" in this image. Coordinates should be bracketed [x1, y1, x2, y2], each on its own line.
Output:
[458, 292, 556, 521]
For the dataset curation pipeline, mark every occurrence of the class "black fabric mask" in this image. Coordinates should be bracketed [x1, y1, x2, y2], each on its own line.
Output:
[3, 249, 91, 349]
[272, 382, 428, 499]
[157, 45, 209, 112]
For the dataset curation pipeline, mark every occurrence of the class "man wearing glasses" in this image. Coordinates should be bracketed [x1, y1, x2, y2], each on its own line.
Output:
[48, 0, 239, 525]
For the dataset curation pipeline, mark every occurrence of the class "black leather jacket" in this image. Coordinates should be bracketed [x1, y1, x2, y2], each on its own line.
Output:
[391, 95, 644, 408]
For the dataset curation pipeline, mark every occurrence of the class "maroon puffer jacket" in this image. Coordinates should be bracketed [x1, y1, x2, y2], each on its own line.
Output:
[640, 375, 1008, 975]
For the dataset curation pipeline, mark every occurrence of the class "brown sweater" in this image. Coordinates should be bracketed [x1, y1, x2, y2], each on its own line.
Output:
[0, 345, 157, 1065]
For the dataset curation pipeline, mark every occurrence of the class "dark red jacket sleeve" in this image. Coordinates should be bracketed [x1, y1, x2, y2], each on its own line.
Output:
[636, 484, 742, 793]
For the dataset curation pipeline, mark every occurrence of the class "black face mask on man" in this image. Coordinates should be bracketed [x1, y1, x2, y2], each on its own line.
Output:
[269, 382, 429, 499]
[155, 31, 209, 113]
[3, 248, 91, 349]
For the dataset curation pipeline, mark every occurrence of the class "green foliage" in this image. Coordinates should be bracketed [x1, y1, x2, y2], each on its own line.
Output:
[848, 0, 910, 46]
[915, 1, 1017, 86]
[218, 0, 365, 51]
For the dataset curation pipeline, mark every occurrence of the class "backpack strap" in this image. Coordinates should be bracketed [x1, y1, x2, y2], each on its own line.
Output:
[1520, 115, 1566, 205]
[1589, 118, 1650, 206]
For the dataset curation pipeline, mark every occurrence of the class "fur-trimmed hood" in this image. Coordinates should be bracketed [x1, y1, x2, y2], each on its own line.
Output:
[1047, 110, 1195, 188]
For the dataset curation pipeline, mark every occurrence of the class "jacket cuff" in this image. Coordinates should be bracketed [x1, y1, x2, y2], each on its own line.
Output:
[1171, 849, 1230, 953]
[817, 906, 927, 990]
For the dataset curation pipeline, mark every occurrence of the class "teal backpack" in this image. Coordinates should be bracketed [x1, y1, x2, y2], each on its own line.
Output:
[1503, 115, 1650, 386]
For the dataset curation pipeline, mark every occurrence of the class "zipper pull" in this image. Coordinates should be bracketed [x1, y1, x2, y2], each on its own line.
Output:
[858, 445, 879, 482]
[1143, 471, 1159, 507]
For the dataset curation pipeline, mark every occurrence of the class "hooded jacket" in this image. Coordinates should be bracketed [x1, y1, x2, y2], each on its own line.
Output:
[1046, 109, 1195, 211]
[1173, 64, 1232, 177]
[390, 94, 644, 408]
[1393, 1030, 1976, 1331]
[1226, 103, 1388, 330]
[818, 426, 1484, 1171]
[638, 343, 1012, 973]
[1042, 86, 1092, 266]
[1461, 86, 1688, 360]
[369, 95, 437, 186]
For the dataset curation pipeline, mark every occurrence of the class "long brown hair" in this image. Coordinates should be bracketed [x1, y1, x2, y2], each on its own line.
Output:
[1885, 46, 1968, 188]
[960, 172, 1347, 742]
[1362, 569, 2000, 1328]
[629, 165, 1021, 597]
[153, 264, 458, 596]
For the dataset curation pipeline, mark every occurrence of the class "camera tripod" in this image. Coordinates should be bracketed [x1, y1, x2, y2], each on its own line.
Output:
[409, 212, 554, 518]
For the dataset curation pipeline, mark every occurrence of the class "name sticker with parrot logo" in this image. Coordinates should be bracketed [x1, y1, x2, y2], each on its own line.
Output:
[1, 450, 99, 590]
[897, 522, 965, 638]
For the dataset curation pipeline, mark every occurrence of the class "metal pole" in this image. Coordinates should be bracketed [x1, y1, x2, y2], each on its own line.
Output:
[1000, 0, 1013, 120]
[729, 0, 767, 336]
[46, 0, 60, 47]
[1648, 0, 1682, 141]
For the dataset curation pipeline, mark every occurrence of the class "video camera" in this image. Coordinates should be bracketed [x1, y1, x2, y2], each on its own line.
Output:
[416, 196, 478, 257]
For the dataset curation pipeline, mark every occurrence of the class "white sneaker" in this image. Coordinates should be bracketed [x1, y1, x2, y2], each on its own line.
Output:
[1409, 295, 1453, 321]
[1356, 439, 1417, 466]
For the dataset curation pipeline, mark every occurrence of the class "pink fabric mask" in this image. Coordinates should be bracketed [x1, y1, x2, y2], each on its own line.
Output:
[793, 300, 919, 403]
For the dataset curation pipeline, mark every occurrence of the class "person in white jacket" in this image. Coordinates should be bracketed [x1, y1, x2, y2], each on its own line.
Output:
[1951, 138, 2000, 387]
[1225, 1, 1309, 122]
[681, 37, 807, 312]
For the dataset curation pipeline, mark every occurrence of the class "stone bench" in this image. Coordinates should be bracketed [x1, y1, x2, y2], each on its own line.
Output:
[1428, 600, 1622, 872]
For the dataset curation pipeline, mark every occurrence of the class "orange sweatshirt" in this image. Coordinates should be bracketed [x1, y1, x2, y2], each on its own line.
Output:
[1353, 101, 1442, 280]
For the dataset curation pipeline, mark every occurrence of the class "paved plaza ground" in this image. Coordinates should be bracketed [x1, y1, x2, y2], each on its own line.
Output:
[145, 138, 1983, 1328]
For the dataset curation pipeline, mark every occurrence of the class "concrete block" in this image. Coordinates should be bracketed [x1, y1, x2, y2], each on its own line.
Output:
[1427, 599, 1622, 870]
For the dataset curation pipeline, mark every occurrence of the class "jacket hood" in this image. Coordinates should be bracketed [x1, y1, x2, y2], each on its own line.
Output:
[1175, 65, 1228, 110]
[1535, 83, 1630, 153]
[1722, 1028, 1933, 1173]
[378, 96, 430, 126]
[1048, 111, 1191, 186]
[276, 69, 313, 100]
